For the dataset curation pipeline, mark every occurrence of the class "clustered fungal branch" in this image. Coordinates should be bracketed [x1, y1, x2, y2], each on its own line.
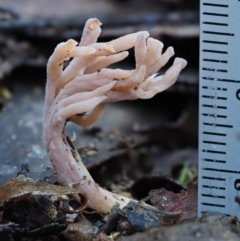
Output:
[43, 18, 187, 213]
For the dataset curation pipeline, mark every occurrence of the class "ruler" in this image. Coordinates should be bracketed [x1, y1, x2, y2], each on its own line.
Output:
[198, 0, 240, 217]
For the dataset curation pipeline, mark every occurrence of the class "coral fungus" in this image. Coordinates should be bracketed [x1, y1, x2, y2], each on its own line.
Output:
[43, 18, 187, 213]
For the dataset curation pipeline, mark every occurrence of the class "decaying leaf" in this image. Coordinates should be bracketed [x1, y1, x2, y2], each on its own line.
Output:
[148, 177, 197, 222]
[0, 175, 88, 213]
[3, 195, 66, 229]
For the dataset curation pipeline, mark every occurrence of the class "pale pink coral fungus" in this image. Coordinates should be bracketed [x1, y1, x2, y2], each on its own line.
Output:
[43, 18, 187, 213]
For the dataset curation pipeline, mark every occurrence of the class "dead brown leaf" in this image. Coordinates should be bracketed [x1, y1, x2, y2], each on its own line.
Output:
[148, 177, 197, 222]
[0, 175, 88, 213]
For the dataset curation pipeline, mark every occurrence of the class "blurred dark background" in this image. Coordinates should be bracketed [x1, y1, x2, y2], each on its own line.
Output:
[0, 0, 199, 185]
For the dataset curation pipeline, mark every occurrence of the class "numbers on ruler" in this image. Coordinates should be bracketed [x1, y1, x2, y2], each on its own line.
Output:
[234, 179, 240, 191]
[236, 89, 240, 100]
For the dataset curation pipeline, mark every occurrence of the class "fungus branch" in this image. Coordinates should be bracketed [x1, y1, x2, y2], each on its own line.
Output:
[43, 18, 187, 213]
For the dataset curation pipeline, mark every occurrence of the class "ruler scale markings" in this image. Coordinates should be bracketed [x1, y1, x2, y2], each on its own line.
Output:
[202, 194, 225, 199]
[201, 95, 227, 100]
[202, 77, 214, 80]
[201, 194, 226, 201]
[203, 60, 229, 66]
[202, 86, 227, 91]
[203, 12, 228, 17]
[202, 193, 226, 198]
[203, 140, 226, 145]
[201, 155, 228, 163]
[201, 191, 225, 201]
[202, 112, 227, 118]
[203, 59, 227, 63]
[203, 22, 228, 26]
[201, 193, 226, 200]
[201, 194, 226, 202]
[201, 203, 225, 208]
[217, 69, 227, 73]
[203, 123, 233, 128]
[202, 40, 228, 45]
[202, 114, 227, 118]
[203, 185, 225, 190]
[201, 95, 225, 100]
[202, 150, 226, 154]
[203, 49, 227, 54]
[202, 68, 215, 71]
[199, 0, 240, 218]
[202, 176, 225, 181]
[218, 78, 240, 83]
[202, 105, 227, 109]
[201, 155, 227, 161]
[201, 141, 226, 146]
[200, 151, 228, 156]
[203, 159, 226, 163]
[202, 76, 234, 81]
[202, 177, 226, 184]
[203, 31, 234, 36]
[203, 131, 226, 136]
[202, 192, 226, 202]
[203, 168, 240, 174]
[201, 87, 228, 92]
[202, 114, 227, 119]
[203, 3, 228, 8]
